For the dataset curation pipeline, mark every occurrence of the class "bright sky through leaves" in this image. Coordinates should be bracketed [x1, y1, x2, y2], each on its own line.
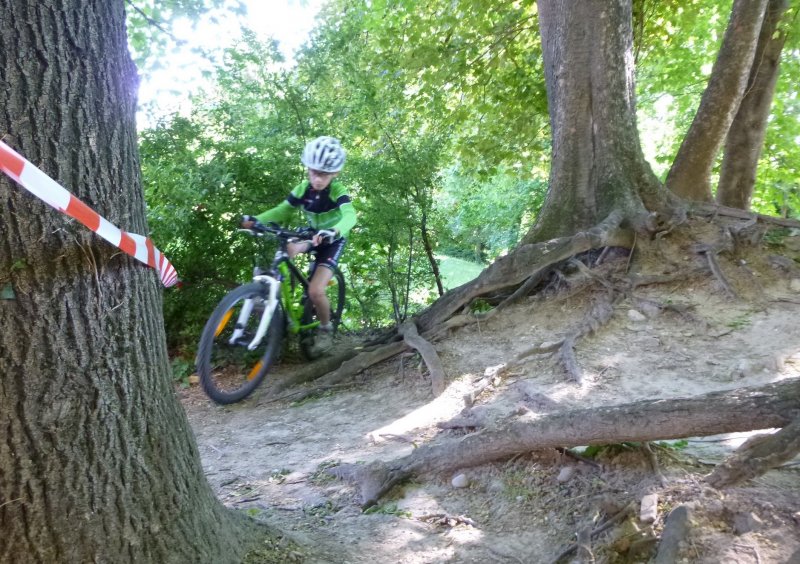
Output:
[137, 0, 324, 124]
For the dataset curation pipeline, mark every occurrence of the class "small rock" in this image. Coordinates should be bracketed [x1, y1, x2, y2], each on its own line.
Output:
[556, 466, 575, 483]
[640, 493, 659, 523]
[628, 309, 647, 322]
[188, 374, 200, 385]
[734, 511, 764, 535]
[451, 473, 469, 488]
[791, 279, 800, 292]
[637, 302, 662, 318]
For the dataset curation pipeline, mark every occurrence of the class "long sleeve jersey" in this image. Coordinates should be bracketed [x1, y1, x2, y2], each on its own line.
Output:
[255, 180, 357, 237]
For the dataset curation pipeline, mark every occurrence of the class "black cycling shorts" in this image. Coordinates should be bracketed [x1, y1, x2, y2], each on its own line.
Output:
[309, 237, 347, 271]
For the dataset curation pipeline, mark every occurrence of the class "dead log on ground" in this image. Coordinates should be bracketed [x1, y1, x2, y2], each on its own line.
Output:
[704, 415, 800, 489]
[330, 378, 800, 507]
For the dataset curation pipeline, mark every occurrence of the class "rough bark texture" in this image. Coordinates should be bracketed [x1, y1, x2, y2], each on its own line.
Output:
[0, 2, 256, 562]
[336, 378, 800, 507]
[705, 416, 800, 489]
[716, 0, 789, 209]
[417, 212, 632, 333]
[526, 0, 671, 243]
[665, 0, 769, 202]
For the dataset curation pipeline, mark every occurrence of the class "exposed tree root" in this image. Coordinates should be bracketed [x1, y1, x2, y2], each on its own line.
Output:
[704, 416, 800, 489]
[329, 378, 799, 508]
[654, 505, 691, 564]
[274, 341, 408, 403]
[556, 295, 619, 383]
[691, 202, 800, 229]
[630, 266, 710, 289]
[270, 349, 362, 393]
[698, 246, 738, 298]
[399, 321, 445, 395]
[415, 211, 632, 333]
[642, 442, 668, 487]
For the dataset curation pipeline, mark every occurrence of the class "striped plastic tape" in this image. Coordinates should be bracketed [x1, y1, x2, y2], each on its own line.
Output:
[0, 140, 178, 287]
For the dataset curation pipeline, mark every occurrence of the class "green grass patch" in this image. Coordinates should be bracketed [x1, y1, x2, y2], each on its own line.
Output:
[437, 255, 484, 290]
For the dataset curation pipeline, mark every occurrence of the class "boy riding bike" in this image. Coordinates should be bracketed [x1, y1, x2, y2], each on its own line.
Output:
[241, 136, 356, 353]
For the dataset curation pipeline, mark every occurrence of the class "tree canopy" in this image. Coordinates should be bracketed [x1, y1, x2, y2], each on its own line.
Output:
[135, 0, 799, 349]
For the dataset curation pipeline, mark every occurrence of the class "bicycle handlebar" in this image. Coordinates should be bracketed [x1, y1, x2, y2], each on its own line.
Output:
[240, 219, 316, 241]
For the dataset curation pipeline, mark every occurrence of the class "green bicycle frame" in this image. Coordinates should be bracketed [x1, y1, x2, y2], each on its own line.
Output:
[278, 261, 320, 334]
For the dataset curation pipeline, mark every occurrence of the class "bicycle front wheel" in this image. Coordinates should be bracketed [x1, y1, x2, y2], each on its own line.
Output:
[196, 282, 284, 404]
[299, 265, 346, 360]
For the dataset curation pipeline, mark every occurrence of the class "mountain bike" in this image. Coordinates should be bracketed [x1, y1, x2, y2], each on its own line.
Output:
[196, 221, 346, 404]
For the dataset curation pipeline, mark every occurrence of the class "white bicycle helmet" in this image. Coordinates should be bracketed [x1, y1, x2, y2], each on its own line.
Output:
[301, 136, 346, 172]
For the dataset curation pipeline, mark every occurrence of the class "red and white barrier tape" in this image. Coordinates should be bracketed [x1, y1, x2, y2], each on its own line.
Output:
[0, 140, 178, 287]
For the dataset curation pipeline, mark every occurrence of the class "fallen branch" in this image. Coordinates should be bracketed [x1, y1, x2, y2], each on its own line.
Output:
[705, 416, 800, 489]
[330, 378, 800, 507]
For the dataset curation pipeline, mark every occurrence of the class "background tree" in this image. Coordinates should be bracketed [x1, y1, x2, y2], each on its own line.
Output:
[0, 2, 268, 561]
[716, 0, 791, 209]
[665, 0, 768, 201]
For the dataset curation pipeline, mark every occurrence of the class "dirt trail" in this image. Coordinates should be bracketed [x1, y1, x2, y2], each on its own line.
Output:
[180, 267, 800, 563]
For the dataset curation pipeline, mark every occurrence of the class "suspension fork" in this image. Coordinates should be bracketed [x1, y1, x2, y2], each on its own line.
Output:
[228, 276, 281, 351]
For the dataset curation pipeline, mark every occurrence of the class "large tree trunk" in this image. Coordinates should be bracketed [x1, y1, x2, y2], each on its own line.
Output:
[716, 0, 789, 210]
[524, 0, 672, 243]
[665, 0, 768, 202]
[0, 2, 258, 562]
[335, 378, 800, 507]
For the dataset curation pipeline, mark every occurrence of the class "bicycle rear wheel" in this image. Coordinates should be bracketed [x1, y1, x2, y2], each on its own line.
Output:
[299, 265, 346, 360]
[196, 282, 284, 404]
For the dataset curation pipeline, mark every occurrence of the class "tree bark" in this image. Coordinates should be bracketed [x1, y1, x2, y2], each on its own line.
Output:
[716, 0, 789, 210]
[334, 378, 800, 507]
[705, 416, 800, 489]
[0, 2, 259, 562]
[665, 0, 769, 202]
[526, 0, 672, 243]
[416, 211, 632, 333]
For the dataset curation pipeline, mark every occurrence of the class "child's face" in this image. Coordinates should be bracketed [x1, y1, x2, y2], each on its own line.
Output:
[308, 168, 338, 190]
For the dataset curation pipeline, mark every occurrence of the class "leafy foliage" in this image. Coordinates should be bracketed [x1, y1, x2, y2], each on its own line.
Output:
[137, 0, 800, 351]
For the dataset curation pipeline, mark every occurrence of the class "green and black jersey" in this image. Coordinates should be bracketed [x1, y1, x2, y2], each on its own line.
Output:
[255, 180, 357, 237]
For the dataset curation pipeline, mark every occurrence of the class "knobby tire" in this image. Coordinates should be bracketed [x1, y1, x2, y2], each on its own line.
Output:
[197, 282, 285, 404]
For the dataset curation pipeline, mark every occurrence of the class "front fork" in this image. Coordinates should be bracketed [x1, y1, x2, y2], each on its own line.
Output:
[228, 275, 281, 351]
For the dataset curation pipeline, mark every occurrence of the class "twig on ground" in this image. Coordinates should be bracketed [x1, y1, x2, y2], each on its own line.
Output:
[549, 502, 634, 563]
[558, 447, 603, 469]
[642, 442, 669, 486]
[732, 543, 762, 564]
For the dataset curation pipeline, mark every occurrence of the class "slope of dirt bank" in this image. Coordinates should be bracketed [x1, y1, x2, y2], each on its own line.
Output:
[180, 239, 800, 563]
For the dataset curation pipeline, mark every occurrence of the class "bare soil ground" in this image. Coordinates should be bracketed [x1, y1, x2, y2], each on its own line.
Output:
[179, 230, 800, 563]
